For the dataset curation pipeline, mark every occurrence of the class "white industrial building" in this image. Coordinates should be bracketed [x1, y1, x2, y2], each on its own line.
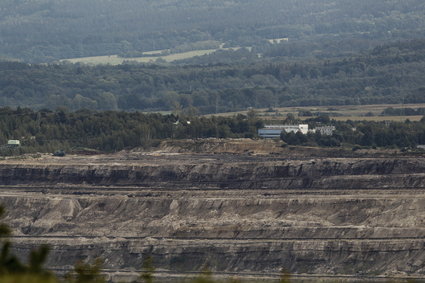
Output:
[258, 125, 309, 138]
[312, 126, 336, 136]
[7, 140, 20, 147]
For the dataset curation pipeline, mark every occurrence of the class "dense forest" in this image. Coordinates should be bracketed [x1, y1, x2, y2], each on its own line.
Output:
[0, 107, 262, 153]
[0, 0, 425, 62]
[1, 107, 425, 154]
[282, 115, 425, 148]
[1, 39, 425, 113]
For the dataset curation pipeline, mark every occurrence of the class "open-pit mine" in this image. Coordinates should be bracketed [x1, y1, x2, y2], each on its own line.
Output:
[1, 140, 425, 281]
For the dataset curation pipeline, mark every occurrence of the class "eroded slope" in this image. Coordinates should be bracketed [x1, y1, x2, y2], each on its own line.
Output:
[0, 147, 424, 280]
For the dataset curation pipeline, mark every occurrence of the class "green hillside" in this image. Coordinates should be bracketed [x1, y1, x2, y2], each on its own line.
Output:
[0, 0, 425, 62]
[0, 39, 424, 113]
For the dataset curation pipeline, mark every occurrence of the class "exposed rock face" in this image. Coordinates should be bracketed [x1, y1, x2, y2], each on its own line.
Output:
[1, 150, 425, 280]
[1, 155, 425, 189]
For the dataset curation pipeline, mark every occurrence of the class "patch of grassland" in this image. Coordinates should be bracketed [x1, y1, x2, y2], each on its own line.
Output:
[212, 104, 425, 122]
[61, 48, 240, 65]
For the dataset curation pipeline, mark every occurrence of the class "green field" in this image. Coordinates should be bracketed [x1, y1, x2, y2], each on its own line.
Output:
[213, 104, 425, 122]
[60, 47, 241, 65]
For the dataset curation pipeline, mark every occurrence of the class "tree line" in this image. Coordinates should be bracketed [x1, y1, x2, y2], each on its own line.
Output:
[2, 107, 425, 154]
[1, 39, 425, 113]
[381, 107, 425, 116]
[0, 107, 262, 154]
[281, 116, 425, 149]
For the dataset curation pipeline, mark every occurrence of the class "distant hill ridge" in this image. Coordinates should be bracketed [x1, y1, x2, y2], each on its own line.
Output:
[0, 39, 425, 112]
[0, 0, 424, 62]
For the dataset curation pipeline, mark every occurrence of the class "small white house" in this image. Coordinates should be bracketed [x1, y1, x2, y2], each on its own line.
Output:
[7, 140, 20, 147]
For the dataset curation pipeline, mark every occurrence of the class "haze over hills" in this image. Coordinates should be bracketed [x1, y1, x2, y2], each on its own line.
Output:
[0, 0, 425, 112]
[0, 0, 425, 62]
[1, 39, 425, 112]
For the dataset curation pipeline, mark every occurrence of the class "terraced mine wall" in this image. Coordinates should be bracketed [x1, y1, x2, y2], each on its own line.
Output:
[1, 157, 425, 189]
[1, 152, 425, 281]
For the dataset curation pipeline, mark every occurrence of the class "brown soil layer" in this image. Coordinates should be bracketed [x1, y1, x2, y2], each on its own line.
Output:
[0, 139, 424, 281]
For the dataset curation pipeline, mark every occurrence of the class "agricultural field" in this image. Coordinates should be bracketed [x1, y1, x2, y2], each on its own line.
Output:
[214, 104, 425, 122]
[60, 47, 241, 65]
[331, 115, 423, 122]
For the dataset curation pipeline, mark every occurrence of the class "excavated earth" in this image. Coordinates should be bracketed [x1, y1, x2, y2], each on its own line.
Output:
[1, 140, 425, 281]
